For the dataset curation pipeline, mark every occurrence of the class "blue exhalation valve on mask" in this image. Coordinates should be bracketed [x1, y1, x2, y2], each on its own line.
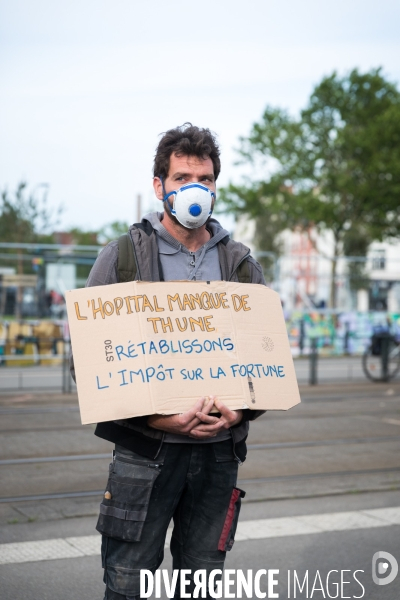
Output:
[189, 203, 202, 217]
[163, 183, 215, 229]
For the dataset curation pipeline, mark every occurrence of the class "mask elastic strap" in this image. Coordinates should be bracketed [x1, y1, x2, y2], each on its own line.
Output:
[160, 176, 177, 214]
[159, 176, 166, 197]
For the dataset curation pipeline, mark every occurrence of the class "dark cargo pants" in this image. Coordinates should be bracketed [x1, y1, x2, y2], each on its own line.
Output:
[97, 440, 243, 599]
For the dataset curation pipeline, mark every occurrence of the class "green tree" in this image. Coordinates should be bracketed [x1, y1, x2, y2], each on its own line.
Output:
[0, 181, 62, 273]
[342, 229, 370, 294]
[68, 227, 99, 246]
[0, 182, 62, 318]
[218, 181, 300, 281]
[219, 68, 400, 307]
[64, 222, 130, 284]
[66, 221, 130, 246]
[98, 220, 130, 244]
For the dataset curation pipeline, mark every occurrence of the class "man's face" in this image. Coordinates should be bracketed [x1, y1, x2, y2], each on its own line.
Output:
[154, 153, 216, 204]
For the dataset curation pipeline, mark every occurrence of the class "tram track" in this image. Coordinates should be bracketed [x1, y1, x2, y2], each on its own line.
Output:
[1, 406, 400, 421]
[0, 386, 398, 416]
[1, 434, 400, 466]
[0, 426, 85, 434]
[1, 386, 399, 514]
[0, 453, 111, 466]
[1, 466, 399, 504]
[0, 406, 79, 415]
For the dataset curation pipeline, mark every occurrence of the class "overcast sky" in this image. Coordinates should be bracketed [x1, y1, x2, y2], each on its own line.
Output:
[1, 0, 399, 233]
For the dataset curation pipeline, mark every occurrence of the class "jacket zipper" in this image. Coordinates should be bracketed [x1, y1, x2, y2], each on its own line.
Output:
[115, 454, 160, 468]
[129, 229, 142, 281]
[153, 432, 165, 459]
[229, 427, 243, 465]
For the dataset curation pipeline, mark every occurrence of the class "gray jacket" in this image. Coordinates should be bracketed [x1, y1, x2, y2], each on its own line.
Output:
[72, 214, 267, 460]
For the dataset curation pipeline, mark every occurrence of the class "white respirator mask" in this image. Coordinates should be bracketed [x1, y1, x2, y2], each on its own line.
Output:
[163, 182, 215, 229]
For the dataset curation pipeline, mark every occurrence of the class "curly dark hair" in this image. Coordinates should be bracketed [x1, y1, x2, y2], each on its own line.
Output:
[153, 123, 221, 181]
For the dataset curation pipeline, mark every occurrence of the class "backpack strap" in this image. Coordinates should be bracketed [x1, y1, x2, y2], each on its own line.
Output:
[236, 258, 251, 283]
[117, 233, 137, 283]
[117, 222, 164, 282]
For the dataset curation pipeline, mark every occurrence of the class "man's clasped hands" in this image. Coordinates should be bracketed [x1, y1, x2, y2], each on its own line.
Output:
[147, 396, 243, 439]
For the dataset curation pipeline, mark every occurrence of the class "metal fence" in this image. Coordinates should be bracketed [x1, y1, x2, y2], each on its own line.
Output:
[0, 336, 74, 393]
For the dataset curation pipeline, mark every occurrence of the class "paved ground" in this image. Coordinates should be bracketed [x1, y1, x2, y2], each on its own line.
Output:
[0, 380, 399, 599]
[1, 494, 400, 600]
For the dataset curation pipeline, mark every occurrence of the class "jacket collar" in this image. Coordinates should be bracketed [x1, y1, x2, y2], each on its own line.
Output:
[130, 214, 250, 282]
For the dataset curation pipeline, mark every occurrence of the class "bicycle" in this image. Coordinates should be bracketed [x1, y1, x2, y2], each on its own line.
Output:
[362, 332, 400, 382]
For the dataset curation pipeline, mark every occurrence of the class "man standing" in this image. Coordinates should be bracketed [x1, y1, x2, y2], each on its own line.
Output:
[77, 124, 266, 599]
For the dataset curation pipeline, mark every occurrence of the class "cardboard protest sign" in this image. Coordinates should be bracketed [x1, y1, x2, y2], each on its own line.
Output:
[66, 281, 300, 424]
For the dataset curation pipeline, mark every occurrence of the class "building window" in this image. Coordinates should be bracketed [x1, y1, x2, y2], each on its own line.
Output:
[371, 249, 386, 271]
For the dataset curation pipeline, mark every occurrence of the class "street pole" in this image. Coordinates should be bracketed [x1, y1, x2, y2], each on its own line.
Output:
[137, 194, 142, 223]
[309, 337, 318, 385]
[62, 339, 72, 393]
[381, 333, 390, 383]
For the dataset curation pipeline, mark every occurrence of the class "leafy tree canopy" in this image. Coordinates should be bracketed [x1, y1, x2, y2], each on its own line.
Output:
[0, 181, 62, 244]
[218, 68, 400, 305]
[67, 227, 99, 246]
[98, 220, 130, 244]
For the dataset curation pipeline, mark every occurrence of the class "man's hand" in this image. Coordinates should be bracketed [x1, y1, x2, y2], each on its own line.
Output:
[147, 396, 243, 439]
[147, 397, 216, 436]
[189, 397, 243, 439]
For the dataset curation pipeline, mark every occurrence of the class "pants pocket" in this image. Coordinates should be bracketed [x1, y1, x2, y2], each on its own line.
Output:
[212, 439, 236, 462]
[218, 487, 245, 551]
[96, 457, 161, 542]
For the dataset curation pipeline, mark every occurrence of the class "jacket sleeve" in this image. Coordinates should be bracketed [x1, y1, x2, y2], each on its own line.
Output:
[86, 241, 119, 287]
[240, 408, 265, 422]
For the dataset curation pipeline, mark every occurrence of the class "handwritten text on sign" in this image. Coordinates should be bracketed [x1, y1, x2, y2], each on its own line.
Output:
[66, 281, 300, 423]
